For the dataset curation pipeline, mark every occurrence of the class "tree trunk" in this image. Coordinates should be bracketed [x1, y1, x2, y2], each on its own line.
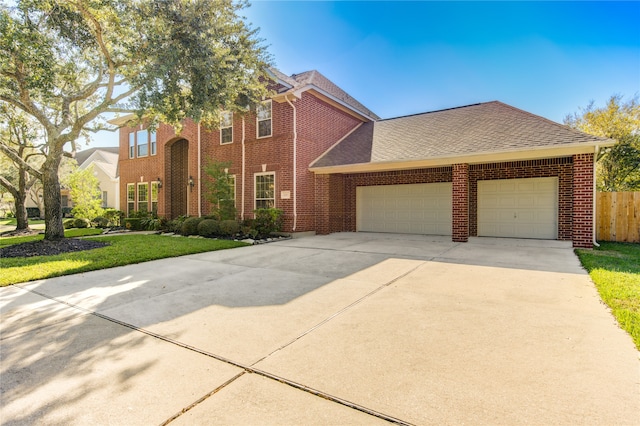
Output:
[14, 168, 30, 231]
[43, 152, 64, 240]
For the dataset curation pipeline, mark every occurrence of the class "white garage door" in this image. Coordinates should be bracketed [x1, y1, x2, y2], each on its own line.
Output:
[478, 177, 558, 239]
[357, 183, 452, 235]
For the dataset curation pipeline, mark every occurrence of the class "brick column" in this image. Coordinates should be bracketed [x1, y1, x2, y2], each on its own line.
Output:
[314, 174, 331, 235]
[572, 153, 594, 248]
[452, 163, 469, 242]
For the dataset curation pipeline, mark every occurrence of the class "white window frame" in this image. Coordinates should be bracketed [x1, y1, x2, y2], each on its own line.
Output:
[129, 133, 135, 158]
[137, 182, 148, 212]
[150, 181, 159, 215]
[220, 111, 233, 144]
[228, 174, 236, 207]
[126, 183, 135, 214]
[256, 100, 272, 139]
[137, 129, 149, 157]
[254, 172, 275, 210]
[150, 130, 157, 156]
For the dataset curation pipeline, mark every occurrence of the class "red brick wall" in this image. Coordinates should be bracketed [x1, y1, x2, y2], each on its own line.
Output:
[572, 154, 594, 248]
[452, 163, 469, 242]
[468, 158, 574, 240]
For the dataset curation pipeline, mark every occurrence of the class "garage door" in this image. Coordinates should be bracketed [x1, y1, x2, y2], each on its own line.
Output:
[478, 177, 558, 239]
[356, 183, 452, 235]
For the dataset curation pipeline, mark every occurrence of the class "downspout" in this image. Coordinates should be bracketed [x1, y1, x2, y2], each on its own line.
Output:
[593, 145, 600, 247]
[285, 95, 297, 231]
[198, 123, 202, 217]
[241, 117, 246, 220]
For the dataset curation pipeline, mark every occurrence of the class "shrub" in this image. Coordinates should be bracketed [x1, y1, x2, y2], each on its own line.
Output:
[92, 216, 109, 228]
[63, 219, 76, 229]
[253, 208, 284, 238]
[166, 215, 188, 233]
[103, 209, 124, 226]
[123, 218, 143, 231]
[26, 207, 40, 218]
[197, 219, 220, 237]
[140, 216, 166, 231]
[219, 219, 239, 236]
[73, 217, 90, 228]
[181, 217, 204, 236]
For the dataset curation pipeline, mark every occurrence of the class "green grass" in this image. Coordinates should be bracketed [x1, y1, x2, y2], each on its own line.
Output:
[0, 228, 103, 246]
[0, 234, 248, 286]
[0, 218, 45, 226]
[576, 242, 640, 350]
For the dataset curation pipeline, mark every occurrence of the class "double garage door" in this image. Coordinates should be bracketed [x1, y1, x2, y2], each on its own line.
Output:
[356, 177, 558, 239]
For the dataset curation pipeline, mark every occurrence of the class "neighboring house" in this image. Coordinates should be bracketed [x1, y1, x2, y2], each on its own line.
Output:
[115, 69, 613, 248]
[74, 147, 120, 210]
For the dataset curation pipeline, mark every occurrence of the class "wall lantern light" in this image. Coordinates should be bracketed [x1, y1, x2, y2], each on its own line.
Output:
[188, 176, 195, 190]
[157, 177, 162, 189]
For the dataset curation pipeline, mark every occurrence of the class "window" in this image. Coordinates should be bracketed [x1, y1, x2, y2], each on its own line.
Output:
[151, 181, 159, 216]
[150, 130, 157, 155]
[129, 133, 135, 158]
[102, 191, 108, 208]
[220, 111, 233, 144]
[127, 184, 135, 214]
[257, 100, 272, 138]
[137, 129, 148, 157]
[137, 182, 148, 212]
[255, 173, 275, 209]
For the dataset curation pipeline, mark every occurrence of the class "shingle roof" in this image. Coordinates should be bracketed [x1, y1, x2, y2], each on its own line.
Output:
[74, 147, 119, 166]
[270, 68, 379, 121]
[311, 101, 613, 169]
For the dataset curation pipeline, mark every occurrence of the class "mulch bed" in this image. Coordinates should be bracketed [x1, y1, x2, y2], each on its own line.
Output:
[0, 239, 109, 258]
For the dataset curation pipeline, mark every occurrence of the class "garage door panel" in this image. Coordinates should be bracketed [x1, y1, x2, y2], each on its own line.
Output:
[478, 177, 558, 240]
[357, 182, 452, 236]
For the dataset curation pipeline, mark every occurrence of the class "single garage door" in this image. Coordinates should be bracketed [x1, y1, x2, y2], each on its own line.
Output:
[478, 177, 558, 239]
[357, 182, 452, 235]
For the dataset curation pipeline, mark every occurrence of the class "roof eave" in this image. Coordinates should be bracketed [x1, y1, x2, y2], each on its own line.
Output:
[292, 85, 378, 122]
[309, 143, 611, 175]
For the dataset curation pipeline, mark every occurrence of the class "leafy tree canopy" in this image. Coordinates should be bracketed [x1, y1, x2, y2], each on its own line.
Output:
[0, 0, 272, 239]
[565, 95, 640, 191]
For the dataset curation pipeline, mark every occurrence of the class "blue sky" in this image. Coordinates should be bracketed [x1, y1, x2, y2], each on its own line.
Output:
[89, 1, 639, 148]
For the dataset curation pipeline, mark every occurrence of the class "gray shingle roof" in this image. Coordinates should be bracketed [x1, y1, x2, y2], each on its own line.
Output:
[270, 68, 379, 121]
[311, 101, 613, 168]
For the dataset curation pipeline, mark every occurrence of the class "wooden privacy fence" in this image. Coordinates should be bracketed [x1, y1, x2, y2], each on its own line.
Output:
[596, 192, 640, 243]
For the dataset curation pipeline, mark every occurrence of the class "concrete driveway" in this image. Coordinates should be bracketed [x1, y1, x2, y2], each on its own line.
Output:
[1, 233, 638, 425]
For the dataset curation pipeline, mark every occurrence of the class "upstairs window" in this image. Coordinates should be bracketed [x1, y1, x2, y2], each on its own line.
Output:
[257, 100, 272, 138]
[150, 130, 157, 155]
[220, 111, 233, 144]
[137, 129, 148, 157]
[129, 133, 135, 158]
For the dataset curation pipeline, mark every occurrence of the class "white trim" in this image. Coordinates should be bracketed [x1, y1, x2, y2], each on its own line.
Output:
[293, 85, 377, 121]
[309, 144, 610, 174]
[241, 117, 246, 219]
[126, 183, 135, 215]
[285, 95, 298, 230]
[128, 132, 135, 159]
[198, 123, 202, 217]
[229, 174, 237, 207]
[256, 99, 273, 139]
[136, 129, 149, 158]
[137, 181, 149, 212]
[150, 130, 157, 156]
[254, 171, 275, 210]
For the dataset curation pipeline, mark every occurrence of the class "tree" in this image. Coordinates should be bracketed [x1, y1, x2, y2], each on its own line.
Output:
[0, 0, 272, 240]
[565, 95, 640, 191]
[204, 160, 236, 220]
[64, 164, 104, 221]
[0, 103, 44, 230]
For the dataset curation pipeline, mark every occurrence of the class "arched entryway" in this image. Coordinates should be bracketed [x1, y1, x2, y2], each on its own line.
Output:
[168, 139, 189, 218]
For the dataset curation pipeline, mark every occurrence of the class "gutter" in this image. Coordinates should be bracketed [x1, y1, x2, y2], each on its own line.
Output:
[285, 95, 298, 231]
[241, 117, 246, 220]
[198, 123, 202, 217]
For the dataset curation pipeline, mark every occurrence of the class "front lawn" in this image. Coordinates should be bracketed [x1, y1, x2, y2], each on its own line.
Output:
[0, 234, 248, 286]
[576, 242, 640, 350]
[0, 228, 103, 246]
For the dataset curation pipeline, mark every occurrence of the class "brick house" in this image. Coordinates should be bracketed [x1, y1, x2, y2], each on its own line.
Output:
[116, 69, 613, 248]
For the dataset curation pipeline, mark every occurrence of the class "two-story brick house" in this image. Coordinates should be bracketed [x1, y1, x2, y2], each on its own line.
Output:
[116, 68, 613, 248]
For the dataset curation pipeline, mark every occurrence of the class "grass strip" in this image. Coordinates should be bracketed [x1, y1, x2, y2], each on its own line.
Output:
[0, 228, 103, 246]
[0, 234, 248, 286]
[576, 242, 640, 350]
